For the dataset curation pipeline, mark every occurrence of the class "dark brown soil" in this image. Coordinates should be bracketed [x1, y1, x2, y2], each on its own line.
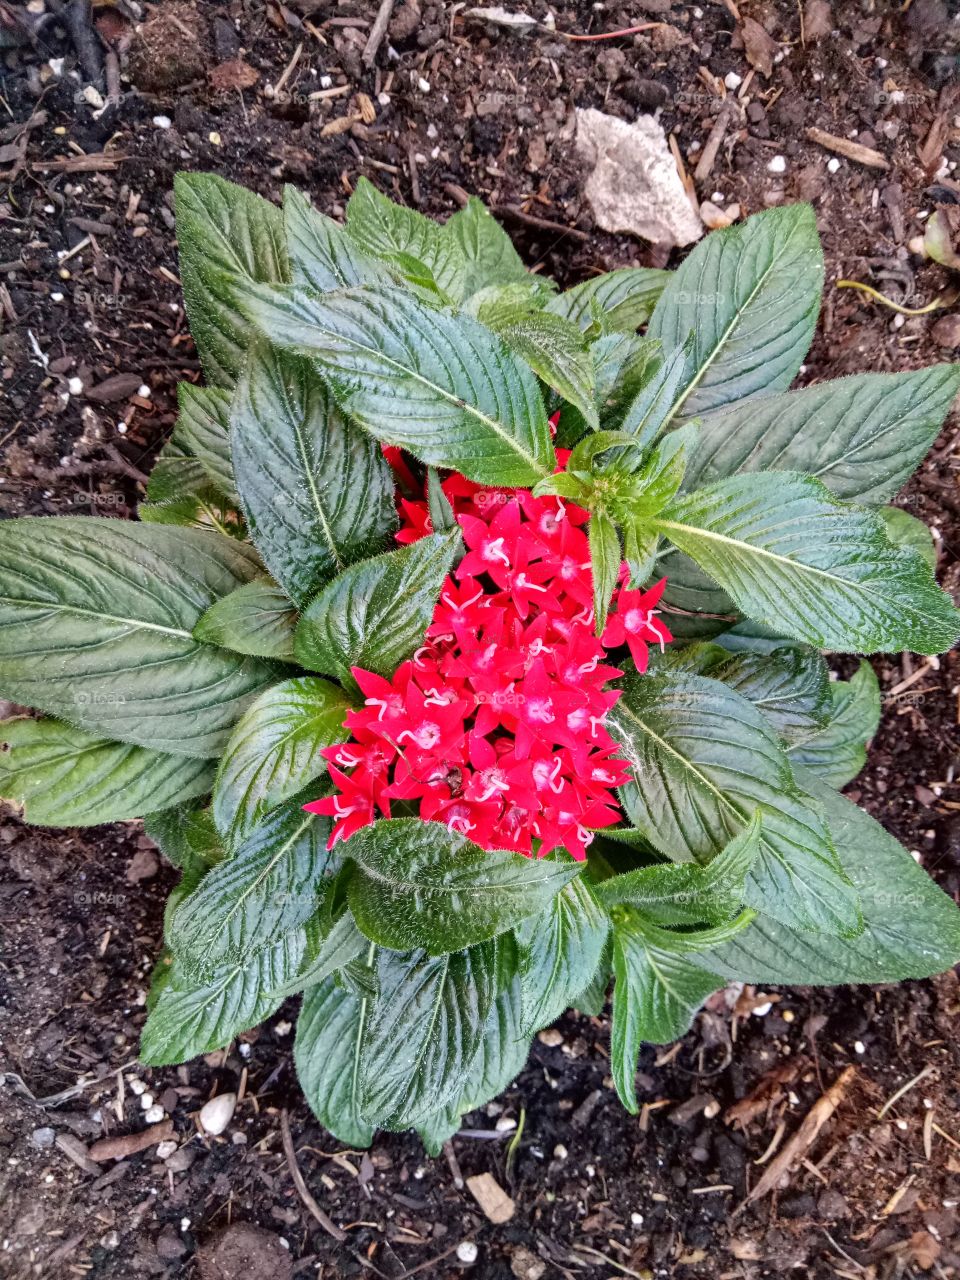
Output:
[2, 1, 960, 1277]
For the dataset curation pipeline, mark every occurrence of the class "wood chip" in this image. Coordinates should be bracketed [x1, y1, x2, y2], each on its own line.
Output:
[805, 127, 889, 170]
[466, 1171, 515, 1223]
[55, 1133, 101, 1175]
[88, 1120, 174, 1162]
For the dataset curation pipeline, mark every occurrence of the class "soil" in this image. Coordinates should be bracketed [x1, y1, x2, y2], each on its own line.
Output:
[2, 0, 960, 1277]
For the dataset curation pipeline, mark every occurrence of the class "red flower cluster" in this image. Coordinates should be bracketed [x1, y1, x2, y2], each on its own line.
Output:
[305, 467, 672, 859]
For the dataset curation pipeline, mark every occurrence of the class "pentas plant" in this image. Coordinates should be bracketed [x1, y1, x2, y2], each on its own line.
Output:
[2, 175, 960, 1152]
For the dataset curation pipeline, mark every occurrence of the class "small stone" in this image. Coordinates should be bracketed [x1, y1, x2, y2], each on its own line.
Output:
[30, 1127, 56, 1149]
[932, 315, 960, 350]
[126, 847, 159, 883]
[144, 1105, 165, 1124]
[827, 157, 841, 173]
[510, 1246, 546, 1280]
[724, 71, 742, 89]
[152, 115, 172, 129]
[537, 1028, 564, 1047]
[199, 1092, 237, 1136]
[67, 376, 83, 396]
[457, 1241, 479, 1264]
[700, 200, 735, 229]
[553, 1143, 568, 1159]
[164, 1146, 196, 1173]
[156, 1140, 178, 1159]
[767, 155, 787, 173]
[631, 1211, 644, 1226]
[128, 1078, 147, 1096]
[140, 1092, 155, 1110]
[156, 1225, 188, 1261]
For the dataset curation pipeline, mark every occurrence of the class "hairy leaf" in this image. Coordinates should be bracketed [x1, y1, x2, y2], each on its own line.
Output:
[194, 579, 298, 660]
[515, 876, 610, 1034]
[295, 969, 376, 1148]
[174, 384, 236, 500]
[479, 304, 598, 429]
[788, 661, 881, 787]
[346, 177, 466, 299]
[710, 648, 831, 744]
[446, 197, 531, 297]
[547, 268, 672, 333]
[283, 184, 392, 292]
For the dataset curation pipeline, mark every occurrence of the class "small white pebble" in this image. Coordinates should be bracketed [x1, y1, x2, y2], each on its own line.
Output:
[631, 1212, 644, 1226]
[752, 1001, 773, 1017]
[724, 71, 742, 90]
[156, 1140, 178, 1159]
[827, 157, 841, 173]
[116, 422, 127, 435]
[274, 1020, 292, 1037]
[199, 1092, 237, 1136]
[413, 1166, 426, 1180]
[896, 1118, 908, 1131]
[181, 1217, 191, 1232]
[456, 1241, 478, 1264]
[320, 74, 333, 88]
[875, 57, 887, 68]
[238, 1043, 252, 1059]
[51, 292, 64, 302]
[378, 92, 391, 106]
[208, 131, 222, 146]
[48, 57, 65, 76]
[137, 383, 150, 398]
[144, 1105, 165, 1123]
[140, 1092, 155, 1110]
[892, 314, 905, 329]
[586, 1164, 596, 1177]
[67, 376, 84, 396]
[495, 1116, 517, 1132]
[417, 77, 431, 92]
[692, 5, 703, 15]
[553, 1143, 568, 1160]
[854, 1040, 866, 1054]
[128, 1078, 147, 1095]
[711, 191, 724, 203]
[767, 155, 787, 174]
[152, 115, 172, 129]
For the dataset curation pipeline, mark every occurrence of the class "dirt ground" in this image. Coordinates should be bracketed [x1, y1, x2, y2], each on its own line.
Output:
[2, 0, 960, 1276]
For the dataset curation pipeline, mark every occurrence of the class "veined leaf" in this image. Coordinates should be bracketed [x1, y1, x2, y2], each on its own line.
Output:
[346, 818, 580, 954]
[515, 876, 609, 1034]
[232, 339, 397, 607]
[346, 177, 466, 300]
[478, 305, 598, 429]
[788, 661, 881, 787]
[140, 931, 305, 1065]
[174, 171, 289, 387]
[684, 365, 960, 502]
[174, 384, 236, 500]
[283, 184, 392, 293]
[648, 204, 823, 419]
[596, 814, 761, 926]
[271, 908, 367, 999]
[879, 506, 937, 571]
[609, 667, 862, 936]
[556, 334, 661, 447]
[212, 676, 350, 841]
[589, 510, 620, 634]
[236, 282, 555, 487]
[655, 472, 960, 654]
[710, 648, 831, 744]
[0, 718, 214, 826]
[359, 937, 509, 1128]
[547, 268, 672, 333]
[447, 197, 531, 297]
[295, 971, 376, 1148]
[697, 770, 960, 984]
[295, 531, 459, 688]
[194, 579, 298, 661]
[610, 909, 752, 1109]
[0, 518, 276, 757]
[172, 804, 331, 974]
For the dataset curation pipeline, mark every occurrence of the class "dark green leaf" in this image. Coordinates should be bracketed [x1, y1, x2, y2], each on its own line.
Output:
[656, 472, 960, 654]
[174, 384, 236, 500]
[174, 172, 289, 387]
[295, 531, 459, 687]
[272, 908, 367, 999]
[346, 818, 580, 954]
[427, 468, 457, 533]
[788, 661, 881, 787]
[212, 676, 349, 841]
[194, 579, 298, 660]
[684, 365, 960, 502]
[236, 282, 555, 487]
[588, 510, 620, 634]
[547, 268, 672, 333]
[140, 932, 305, 1065]
[446, 197, 531, 297]
[609, 667, 862, 937]
[232, 339, 397, 606]
[284, 184, 392, 292]
[0, 518, 277, 756]
[346, 177, 466, 300]
[515, 876, 609, 1034]
[359, 937, 508, 1128]
[697, 770, 960, 984]
[477, 305, 598, 429]
[171, 805, 331, 974]
[879, 506, 937, 571]
[710, 648, 831, 744]
[295, 971, 376, 1148]
[648, 204, 823, 419]
[0, 717, 214, 826]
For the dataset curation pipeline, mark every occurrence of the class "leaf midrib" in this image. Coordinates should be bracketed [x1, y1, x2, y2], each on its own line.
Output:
[0, 596, 193, 640]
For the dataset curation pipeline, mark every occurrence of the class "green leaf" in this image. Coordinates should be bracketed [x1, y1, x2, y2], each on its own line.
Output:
[515, 876, 610, 1034]
[616, 422, 696, 517]
[235, 282, 555, 487]
[648, 204, 824, 419]
[0, 518, 277, 757]
[710, 648, 831, 745]
[446, 940, 529, 1119]
[345, 177, 466, 300]
[231, 339, 397, 607]
[271, 908, 367, 999]
[145, 438, 210, 504]
[427, 468, 457, 533]
[609, 667, 862, 937]
[588, 510, 620, 634]
[295, 531, 459, 687]
[283, 184, 392, 292]
[655, 472, 960, 654]
[788, 661, 881, 787]
[194, 579, 298, 661]
[879, 506, 937, 571]
[555, 334, 661, 447]
[596, 814, 761, 926]
[295, 972, 376, 1148]
[174, 384, 236, 500]
[359, 937, 508, 1128]
[140, 931, 305, 1065]
[141, 434, 244, 537]
[446, 197, 531, 298]
[171, 805, 331, 975]
[0, 718, 214, 826]
[212, 676, 350, 841]
[619, 340, 693, 448]
[684, 365, 960, 502]
[346, 818, 580, 954]
[477, 305, 598, 430]
[696, 770, 960, 984]
[610, 910, 753, 1109]
[547, 268, 672, 334]
[174, 172, 289, 388]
